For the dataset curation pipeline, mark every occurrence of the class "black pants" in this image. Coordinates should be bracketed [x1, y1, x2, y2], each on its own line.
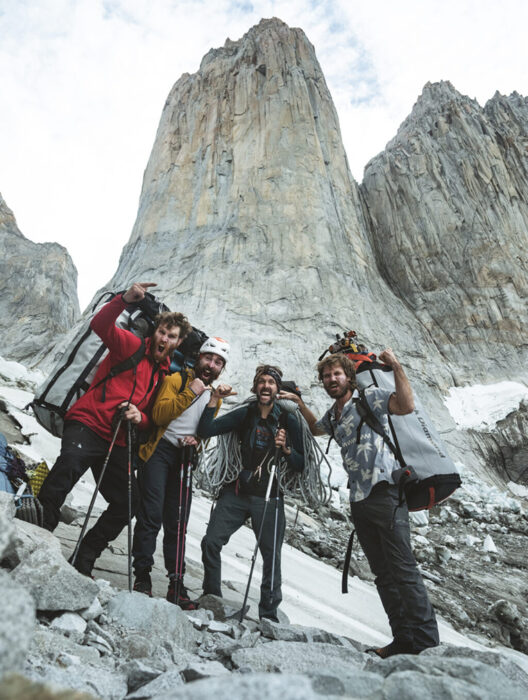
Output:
[201, 487, 285, 621]
[132, 438, 192, 576]
[38, 421, 138, 564]
[350, 482, 439, 652]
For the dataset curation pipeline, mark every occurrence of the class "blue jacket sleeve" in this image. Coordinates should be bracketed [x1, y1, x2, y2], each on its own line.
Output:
[284, 411, 304, 472]
[197, 405, 249, 438]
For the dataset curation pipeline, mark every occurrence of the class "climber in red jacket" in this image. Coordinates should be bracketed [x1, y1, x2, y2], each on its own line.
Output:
[38, 282, 191, 577]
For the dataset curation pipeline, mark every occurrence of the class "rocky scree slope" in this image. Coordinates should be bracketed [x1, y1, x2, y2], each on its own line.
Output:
[1, 488, 528, 700]
[1, 363, 528, 697]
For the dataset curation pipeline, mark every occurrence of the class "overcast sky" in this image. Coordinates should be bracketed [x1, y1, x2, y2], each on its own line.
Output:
[1, 0, 526, 309]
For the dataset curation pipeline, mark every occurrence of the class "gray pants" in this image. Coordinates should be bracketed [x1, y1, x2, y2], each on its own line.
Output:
[351, 482, 439, 652]
[201, 488, 285, 621]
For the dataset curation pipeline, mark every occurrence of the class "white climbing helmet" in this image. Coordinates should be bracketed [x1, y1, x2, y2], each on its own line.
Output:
[199, 336, 230, 365]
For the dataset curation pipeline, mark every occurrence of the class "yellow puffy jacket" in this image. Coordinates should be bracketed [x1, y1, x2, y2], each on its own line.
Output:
[139, 369, 222, 463]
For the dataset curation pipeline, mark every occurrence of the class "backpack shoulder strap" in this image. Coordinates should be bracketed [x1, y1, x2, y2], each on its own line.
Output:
[178, 367, 189, 394]
[92, 338, 147, 402]
[354, 389, 402, 464]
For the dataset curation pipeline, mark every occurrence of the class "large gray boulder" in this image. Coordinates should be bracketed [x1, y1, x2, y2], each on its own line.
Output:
[23, 660, 127, 700]
[11, 547, 99, 612]
[154, 673, 321, 700]
[0, 569, 36, 677]
[0, 491, 16, 559]
[365, 654, 526, 700]
[3, 517, 62, 569]
[106, 591, 198, 652]
[231, 639, 364, 682]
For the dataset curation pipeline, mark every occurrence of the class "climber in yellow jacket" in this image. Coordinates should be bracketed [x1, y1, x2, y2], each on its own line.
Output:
[132, 337, 234, 608]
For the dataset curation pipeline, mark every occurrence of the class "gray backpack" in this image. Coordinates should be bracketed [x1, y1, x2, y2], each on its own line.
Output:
[32, 291, 168, 438]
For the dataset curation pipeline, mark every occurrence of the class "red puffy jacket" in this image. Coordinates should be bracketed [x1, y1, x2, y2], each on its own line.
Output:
[65, 295, 169, 446]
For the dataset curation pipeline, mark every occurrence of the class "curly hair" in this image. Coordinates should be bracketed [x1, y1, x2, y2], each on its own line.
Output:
[316, 353, 357, 388]
[154, 311, 192, 340]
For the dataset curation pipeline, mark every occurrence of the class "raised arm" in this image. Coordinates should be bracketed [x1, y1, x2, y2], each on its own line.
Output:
[378, 348, 415, 416]
[90, 282, 156, 360]
[151, 373, 206, 426]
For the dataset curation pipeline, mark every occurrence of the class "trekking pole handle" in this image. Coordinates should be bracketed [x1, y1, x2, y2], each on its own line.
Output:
[264, 463, 276, 501]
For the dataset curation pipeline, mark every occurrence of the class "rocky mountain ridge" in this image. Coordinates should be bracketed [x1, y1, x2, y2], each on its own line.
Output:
[362, 81, 528, 385]
[0, 193, 79, 365]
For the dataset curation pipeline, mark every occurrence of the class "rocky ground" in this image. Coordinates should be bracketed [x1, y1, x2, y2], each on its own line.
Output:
[287, 469, 528, 655]
[2, 361, 528, 698]
[2, 489, 528, 700]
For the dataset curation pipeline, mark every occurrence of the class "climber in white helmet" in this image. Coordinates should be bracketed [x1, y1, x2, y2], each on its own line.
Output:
[132, 335, 235, 609]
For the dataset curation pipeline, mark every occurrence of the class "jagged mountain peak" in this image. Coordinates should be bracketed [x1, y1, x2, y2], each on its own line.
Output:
[199, 17, 312, 72]
[100, 17, 442, 404]
[387, 81, 484, 148]
[0, 192, 23, 239]
[0, 192, 80, 365]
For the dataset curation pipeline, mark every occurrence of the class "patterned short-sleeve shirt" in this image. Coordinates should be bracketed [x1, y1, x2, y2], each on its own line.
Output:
[315, 387, 399, 502]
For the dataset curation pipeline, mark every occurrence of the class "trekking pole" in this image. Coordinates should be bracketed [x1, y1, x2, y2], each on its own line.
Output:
[269, 413, 288, 605]
[238, 452, 278, 623]
[173, 445, 186, 603]
[175, 445, 194, 604]
[70, 414, 124, 566]
[127, 419, 133, 593]
[269, 457, 282, 607]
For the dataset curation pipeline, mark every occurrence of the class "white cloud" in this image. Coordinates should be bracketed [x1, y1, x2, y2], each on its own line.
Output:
[0, 0, 527, 308]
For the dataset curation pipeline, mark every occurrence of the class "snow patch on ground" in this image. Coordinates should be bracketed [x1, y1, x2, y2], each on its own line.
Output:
[444, 381, 528, 430]
[0, 355, 44, 387]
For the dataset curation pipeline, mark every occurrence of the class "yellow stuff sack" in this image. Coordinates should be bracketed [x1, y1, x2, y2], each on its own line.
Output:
[27, 461, 49, 497]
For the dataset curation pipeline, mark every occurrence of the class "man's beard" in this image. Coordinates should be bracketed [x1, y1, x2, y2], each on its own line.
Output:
[325, 382, 349, 399]
[195, 361, 222, 385]
[257, 388, 275, 406]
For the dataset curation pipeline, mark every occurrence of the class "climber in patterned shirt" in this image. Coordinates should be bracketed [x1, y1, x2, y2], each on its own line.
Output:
[279, 348, 439, 659]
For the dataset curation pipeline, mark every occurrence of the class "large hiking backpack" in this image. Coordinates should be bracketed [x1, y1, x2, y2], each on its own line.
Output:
[319, 331, 461, 510]
[354, 363, 461, 510]
[32, 290, 169, 438]
[170, 327, 209, 373]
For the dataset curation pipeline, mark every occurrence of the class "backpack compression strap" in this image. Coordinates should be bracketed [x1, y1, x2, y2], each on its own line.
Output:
[91, 338, 146, 402]
[354, 390, 418, 507]
[354, 390, 402, 464]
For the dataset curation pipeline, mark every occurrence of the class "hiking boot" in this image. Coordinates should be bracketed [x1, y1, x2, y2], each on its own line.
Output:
[366, 640, 415, 658]
[133, 572, 153, 597]
[166, 576, 198, 610]
[68, 551, 96, 579]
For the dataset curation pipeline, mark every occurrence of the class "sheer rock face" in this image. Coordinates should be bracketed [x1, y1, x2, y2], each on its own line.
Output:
[0, 193, 79, 365]
[469, 401, 528, 486]
[107, 17, 445, 399]
[362, 82, 528, 384]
